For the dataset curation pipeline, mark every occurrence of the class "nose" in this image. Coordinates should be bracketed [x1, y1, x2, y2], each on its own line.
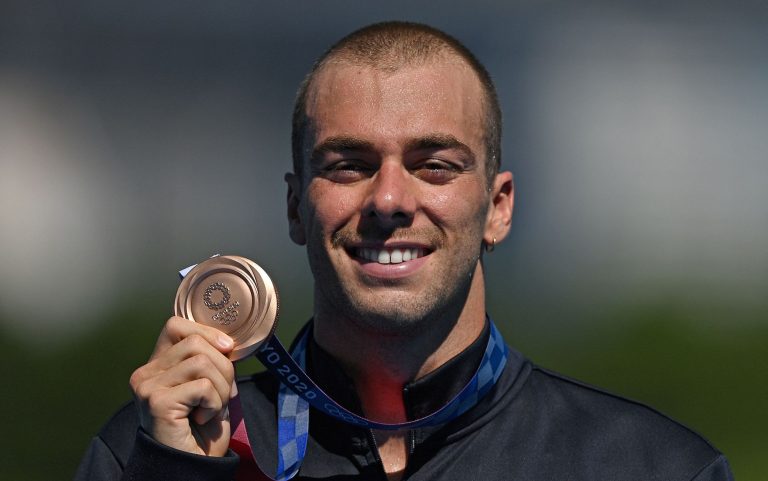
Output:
[362, 160, 417, 228]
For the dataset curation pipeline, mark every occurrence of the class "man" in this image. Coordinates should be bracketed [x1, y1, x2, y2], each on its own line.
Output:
[77, 22, 733, 480]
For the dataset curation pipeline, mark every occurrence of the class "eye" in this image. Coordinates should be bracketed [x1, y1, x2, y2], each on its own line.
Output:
[319, 160, 374, 183]
[412, 159, 462, 184]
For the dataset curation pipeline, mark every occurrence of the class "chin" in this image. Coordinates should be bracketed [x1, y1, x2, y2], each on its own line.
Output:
[351, 308, 427, 334]
[340, 290, 459, 336]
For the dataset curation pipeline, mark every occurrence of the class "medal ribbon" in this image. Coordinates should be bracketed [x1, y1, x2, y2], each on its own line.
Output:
[238, 320, 508, 480]
[179, 264, 509, 480]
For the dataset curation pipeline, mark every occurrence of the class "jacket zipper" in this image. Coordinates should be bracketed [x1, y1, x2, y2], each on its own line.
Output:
[368, 429, 416, 478]
[369, 428, 383, 464]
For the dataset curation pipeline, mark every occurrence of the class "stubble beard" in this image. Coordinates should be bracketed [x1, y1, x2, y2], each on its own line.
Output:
[310, 236, 481, 339]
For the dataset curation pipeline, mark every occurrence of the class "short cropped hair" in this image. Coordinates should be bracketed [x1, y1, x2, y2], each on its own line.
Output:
[291, 21, 502, 185]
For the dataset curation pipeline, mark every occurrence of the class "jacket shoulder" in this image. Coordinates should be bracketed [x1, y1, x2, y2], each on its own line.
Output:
[96, 401, 141, 466]
[518, 365, 724, 478]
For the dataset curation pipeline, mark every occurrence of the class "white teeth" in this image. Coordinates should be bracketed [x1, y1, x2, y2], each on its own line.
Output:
[358, 247, 424, 264]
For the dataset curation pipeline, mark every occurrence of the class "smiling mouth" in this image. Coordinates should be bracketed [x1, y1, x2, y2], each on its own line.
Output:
[352, 247, 428, 264]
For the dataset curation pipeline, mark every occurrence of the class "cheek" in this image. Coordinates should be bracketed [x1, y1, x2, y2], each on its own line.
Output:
[428, 191, 452, 210]
[423, 187, 488, 232]
[305, 183, 360, 236]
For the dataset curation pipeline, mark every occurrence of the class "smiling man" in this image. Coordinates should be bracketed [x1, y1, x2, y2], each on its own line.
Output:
[283, 34, 513, 475]
[77, 22, 732, 481]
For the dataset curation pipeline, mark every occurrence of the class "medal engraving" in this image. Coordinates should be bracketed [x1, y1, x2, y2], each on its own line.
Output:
[174, 255, 279, 360]
[203, 282, 231, 310]
[212, 300, 240, 325]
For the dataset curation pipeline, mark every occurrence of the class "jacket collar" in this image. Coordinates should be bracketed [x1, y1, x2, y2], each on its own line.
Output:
[307, 320, 491, 421]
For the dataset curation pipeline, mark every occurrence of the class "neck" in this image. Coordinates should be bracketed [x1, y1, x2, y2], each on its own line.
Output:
[313, 263, 487, 422]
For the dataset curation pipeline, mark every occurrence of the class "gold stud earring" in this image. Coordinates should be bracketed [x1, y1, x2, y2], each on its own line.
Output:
[485, 237, 496, 253]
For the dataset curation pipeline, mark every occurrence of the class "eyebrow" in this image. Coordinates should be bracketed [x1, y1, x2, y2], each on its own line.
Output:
[404, 133, 475, 160]
[312, 136, 375, 160]
[312, 133, 475, 160]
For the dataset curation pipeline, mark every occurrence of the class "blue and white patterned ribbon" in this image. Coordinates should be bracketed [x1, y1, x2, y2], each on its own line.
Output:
[179, 262, 509, 481]
[256, 320, 508, 480]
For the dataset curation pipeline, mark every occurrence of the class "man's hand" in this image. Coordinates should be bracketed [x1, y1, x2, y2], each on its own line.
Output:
[129, 316, 236, 456]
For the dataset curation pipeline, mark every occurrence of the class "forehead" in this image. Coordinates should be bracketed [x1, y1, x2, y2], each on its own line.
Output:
[303, 60, 486, 155]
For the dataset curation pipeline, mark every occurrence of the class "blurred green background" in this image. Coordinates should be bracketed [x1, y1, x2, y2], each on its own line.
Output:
[2, 291, 766, 479]
[1, 1, 766, 480]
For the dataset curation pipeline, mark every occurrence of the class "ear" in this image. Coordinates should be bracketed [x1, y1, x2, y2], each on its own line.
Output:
[484, 171, 514, 247]
[285, 172, 307, 246]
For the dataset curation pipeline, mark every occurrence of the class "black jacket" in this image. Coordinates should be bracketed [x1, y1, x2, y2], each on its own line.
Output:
[76, 324, 733, 480]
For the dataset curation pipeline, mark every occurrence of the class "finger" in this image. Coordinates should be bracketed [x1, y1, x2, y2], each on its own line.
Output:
[149, 378, 225, 422]
[191, 401, 229, 427]
[179, 378, 227, 427]
[153, 316, 233, 356]
[165, 335, 235, 387]
[147, 378, 226, 450]
[139, 353, 233, 410]
[131, 334, 235, 397]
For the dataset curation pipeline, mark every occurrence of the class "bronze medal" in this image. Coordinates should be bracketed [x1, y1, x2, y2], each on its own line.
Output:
[174, 255, 278, 361]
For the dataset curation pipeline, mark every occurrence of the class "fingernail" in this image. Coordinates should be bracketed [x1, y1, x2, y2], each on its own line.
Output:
[217, 334, 234, 349]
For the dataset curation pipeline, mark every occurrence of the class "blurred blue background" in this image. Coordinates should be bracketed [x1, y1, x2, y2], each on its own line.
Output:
[1, 2, 766, 479]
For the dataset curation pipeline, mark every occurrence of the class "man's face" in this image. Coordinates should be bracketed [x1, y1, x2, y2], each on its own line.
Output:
[288, 59, 502, 333]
